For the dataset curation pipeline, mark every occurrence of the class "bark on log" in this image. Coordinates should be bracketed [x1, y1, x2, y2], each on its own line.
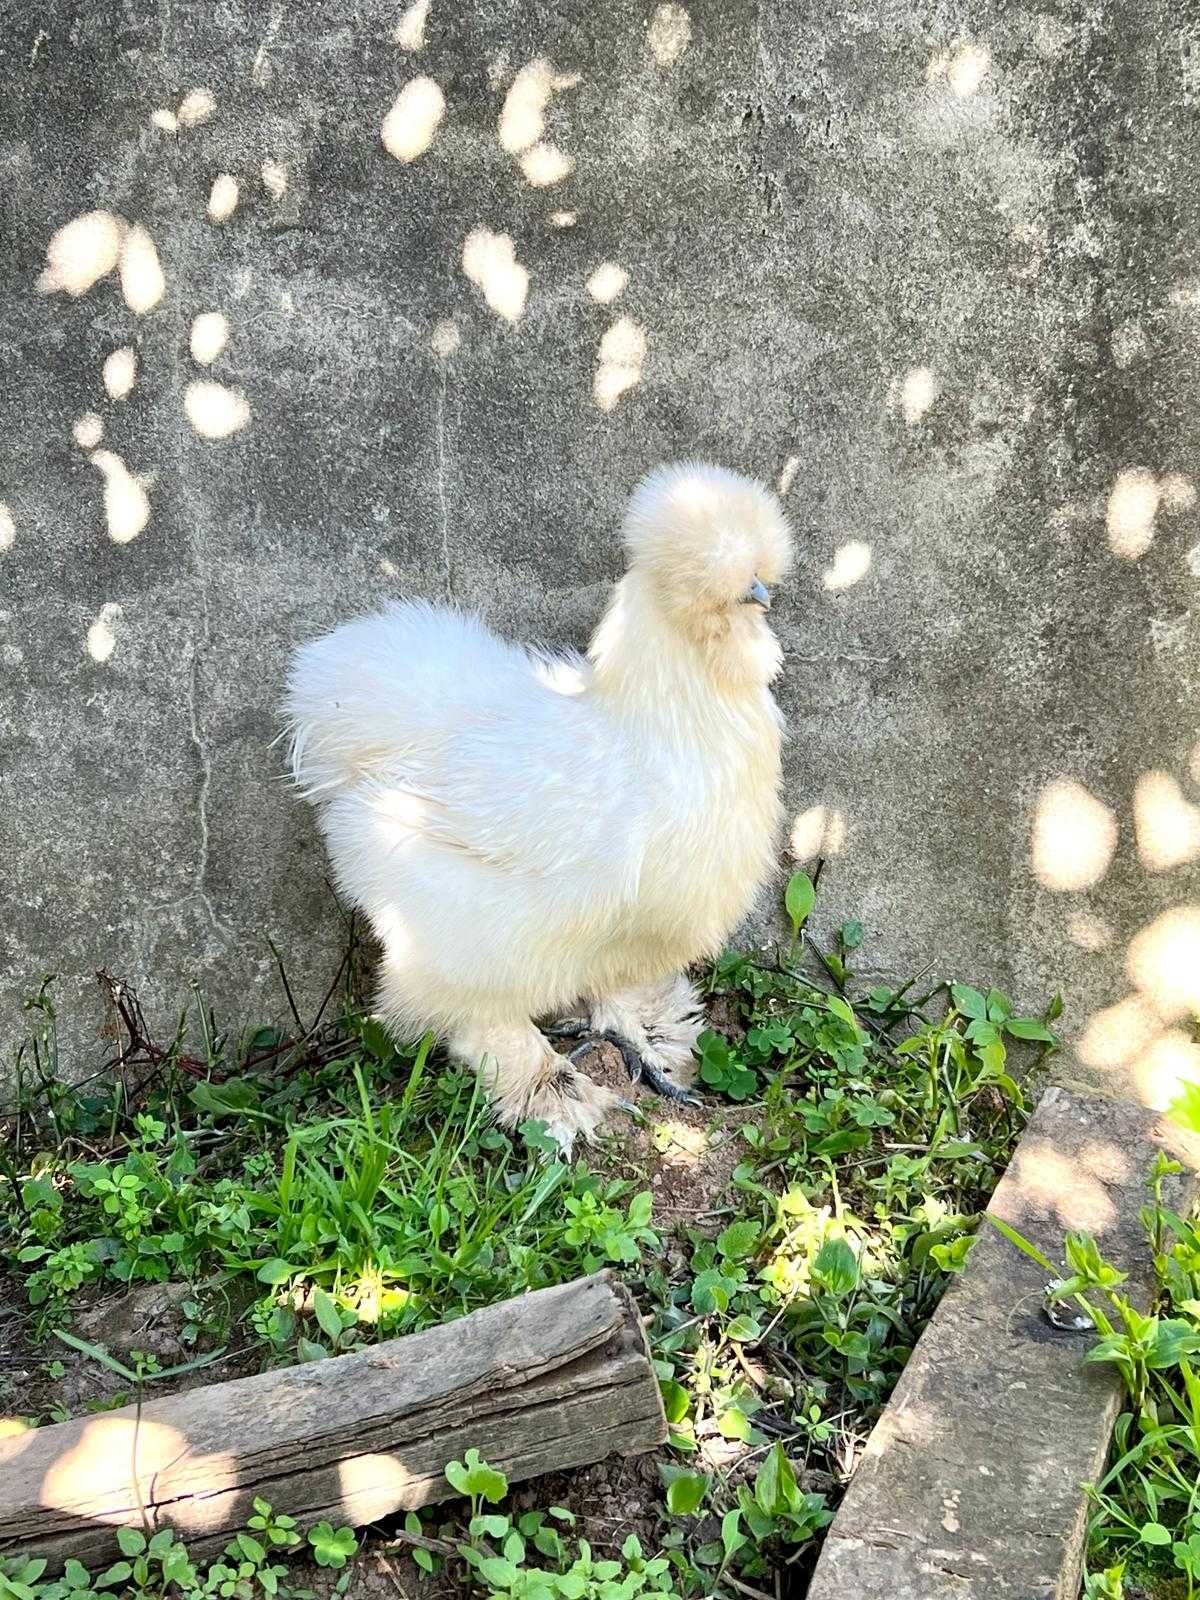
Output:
[0, 1271, 665, 1567]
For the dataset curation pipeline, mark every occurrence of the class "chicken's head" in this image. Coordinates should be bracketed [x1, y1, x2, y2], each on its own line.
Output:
[620, 462, 793, 659]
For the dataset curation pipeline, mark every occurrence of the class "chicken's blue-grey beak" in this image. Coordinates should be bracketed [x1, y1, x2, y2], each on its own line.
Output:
[742, 577, 771, 609]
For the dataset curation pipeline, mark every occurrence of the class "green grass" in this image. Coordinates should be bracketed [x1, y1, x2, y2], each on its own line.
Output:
[0, 875, 1055, 1597]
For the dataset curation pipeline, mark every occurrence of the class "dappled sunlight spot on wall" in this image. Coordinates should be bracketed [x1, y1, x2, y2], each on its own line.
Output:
[593, 315, 646, 410]
[1134, 771, 1200, 871]
[647, 4, 692, 67]
[789, 804, 846, 863]
[120, 224, 165, 313]
[103, 345, 138, 400]
[1126, 905, 1200, 1023]
[86, 602, 122, 664]
[150, 108, 179, 133]
[823, 541, 872, 592]
[498, 59, 581, 155]
[261, 160, 288, 199]
[394, 0, 430, 50]
[72, 412, 103, 450]
[1107, 467, 1159, 558]
[89, 450, 150, 544]
[37, 210, 125, 297]
[462, 228, 528, 323]
[1161, 472, 1197, 511]
[207, 175, 240, 223]
[777, 455, 800, 497]
[1031, 778, 1117, 891]
[521, 141, 574, 187]
[587, 262, 628, 304]
[184, 380, 251, 439]
[0, 503, 14, 554]
[926, 41, 992, 97]
[1067, 910, 1113, 951]
[191, 311, 230, 366]
[1112, 321, 1149, 369]
[382, 76, 446, 163]
[178, 87, 217, 127]
[338, 1452, 414, 1523]
[1009, 1139, 1116, 1232]
[891, 364, 937, 425]
[1078, 993, 1164, 1072]
[1132, 1030, 1200, 1112]
[431, 318, 460, 358]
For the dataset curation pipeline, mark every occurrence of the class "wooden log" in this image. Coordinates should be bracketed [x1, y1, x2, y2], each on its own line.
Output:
[0, 1271, 665, 1567]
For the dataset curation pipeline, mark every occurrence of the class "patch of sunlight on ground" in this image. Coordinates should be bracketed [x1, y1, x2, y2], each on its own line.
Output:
[1031, 778, 1117, 891]
[86, 603, 122, 664]
[184, 381, 251, 439]
[823, 541, 872, 592]
[1134, 771, 1200, 871]
[0, 503, 14, 553]
[1010, 1139, 1117, 1232]
[89, 451, 150, 543]
[550, 210, 577, 228]
[462, 228, 528, 323]
[38, 210, 124, 297]
[647, 4, 692, 66]
[382, 76, 446, 162]
[593, 316, 646, 410]
[652, 1119, 708, 1164]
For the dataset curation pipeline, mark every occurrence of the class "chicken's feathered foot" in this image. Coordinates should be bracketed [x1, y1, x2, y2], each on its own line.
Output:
[569, 1032, 701, 1105]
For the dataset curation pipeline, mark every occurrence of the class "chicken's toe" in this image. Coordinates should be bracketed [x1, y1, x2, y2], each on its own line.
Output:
[526, 1064, 623, 1156]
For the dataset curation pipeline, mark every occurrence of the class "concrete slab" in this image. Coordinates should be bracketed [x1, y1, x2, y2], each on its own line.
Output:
[806, 1085, 1200, 1600]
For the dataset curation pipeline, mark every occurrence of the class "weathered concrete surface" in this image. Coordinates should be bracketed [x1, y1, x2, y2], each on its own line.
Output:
[1, 3, 1199, 1079]
[807, 1085, 1200, 1600]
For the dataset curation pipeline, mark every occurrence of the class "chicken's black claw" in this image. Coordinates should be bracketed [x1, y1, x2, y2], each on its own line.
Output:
[544, 1019, 589, 1040]
[597, 1031, 698, 1104]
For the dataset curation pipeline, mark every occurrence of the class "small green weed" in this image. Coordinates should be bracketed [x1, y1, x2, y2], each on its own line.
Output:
[0, 1499, 352, 1600]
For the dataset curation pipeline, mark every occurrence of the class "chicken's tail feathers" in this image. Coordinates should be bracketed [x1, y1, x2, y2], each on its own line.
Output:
[281, 626, 395, 800]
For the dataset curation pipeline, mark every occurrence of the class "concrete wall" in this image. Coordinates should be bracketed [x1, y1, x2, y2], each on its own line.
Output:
[3, 1, 1198, 1101]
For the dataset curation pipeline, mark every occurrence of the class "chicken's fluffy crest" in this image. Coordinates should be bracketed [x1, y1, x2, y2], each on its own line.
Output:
[283, 461, 793, 1150]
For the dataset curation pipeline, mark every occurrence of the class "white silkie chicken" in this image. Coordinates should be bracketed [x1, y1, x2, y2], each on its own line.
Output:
[284, 462, 793, 1150]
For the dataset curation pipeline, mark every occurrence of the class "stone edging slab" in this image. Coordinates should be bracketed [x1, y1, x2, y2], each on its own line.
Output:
[806, 1085, 1200, 1599]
